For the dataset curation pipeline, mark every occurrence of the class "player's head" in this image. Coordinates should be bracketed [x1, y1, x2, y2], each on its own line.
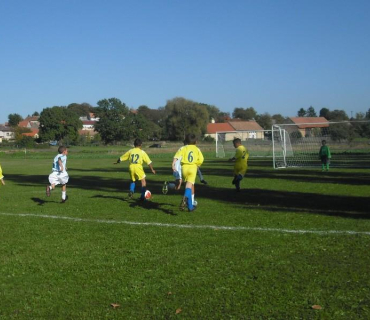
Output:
[58, 146, 67, 154]
[233, 138, 241, 147]
[134, 138, 142, 147]
[322, 140, 326, 145]
[184, 133, 197, 145]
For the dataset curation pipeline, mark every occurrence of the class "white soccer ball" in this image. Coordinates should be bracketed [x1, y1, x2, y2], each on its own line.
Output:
[193, 200, 198, 206]
[144, 190, 152, 199]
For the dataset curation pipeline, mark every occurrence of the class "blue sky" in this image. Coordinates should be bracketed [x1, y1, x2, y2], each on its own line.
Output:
[1, 0, 369, 124]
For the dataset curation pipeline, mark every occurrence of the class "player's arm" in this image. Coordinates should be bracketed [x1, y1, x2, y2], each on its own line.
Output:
[114, 151, 129, 164]
[58, 158, 64, 172]
[196, 149, 204, 167]
[148, 162, 156, 174]
[172, 157, 179, 172]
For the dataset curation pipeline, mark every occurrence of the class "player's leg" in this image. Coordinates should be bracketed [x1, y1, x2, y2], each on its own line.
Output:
[182, 166, 196, 211]
[46, 172, 58, 196]
[139, 177, 147, 200]
[128, 167, 137, 198]
[135, 167, 148, 200]
[234, 165, 246, 192]
[197, 167, 207, 184]
[61, 184, 68, 203]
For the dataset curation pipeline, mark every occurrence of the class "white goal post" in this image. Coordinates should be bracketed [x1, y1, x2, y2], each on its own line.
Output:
[272, 120, 370, 169]
[215, 130, 273, 158]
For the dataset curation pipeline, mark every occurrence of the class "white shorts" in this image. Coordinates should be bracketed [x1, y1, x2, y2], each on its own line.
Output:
[49, 171, 69, 186]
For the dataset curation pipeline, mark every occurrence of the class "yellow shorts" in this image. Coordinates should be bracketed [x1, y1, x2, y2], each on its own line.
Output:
[129, 165, 146, 181]
[182, 165, 197, 184]
[234, 163, 247, 176]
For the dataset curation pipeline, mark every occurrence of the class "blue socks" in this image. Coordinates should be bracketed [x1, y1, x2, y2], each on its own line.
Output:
[184, 188, 193, 210]
[130, 182, 135, 193]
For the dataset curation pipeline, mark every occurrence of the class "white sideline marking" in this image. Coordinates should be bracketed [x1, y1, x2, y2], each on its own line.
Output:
[1, 212, 370, 236]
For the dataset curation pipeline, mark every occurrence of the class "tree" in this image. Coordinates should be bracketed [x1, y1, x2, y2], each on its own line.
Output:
[8, 113, 23, 127]
[232, 107, 257, 120]
[164, 97, 209, 141]
[272, 114, 287, 124]
[306, 106, 317, 117]
[39, 106, 82, 143]
[93, 98, 130, 144]
[200, 103, 226, 122]
[327, 109, 349, 121]
[32, 111, 40, 117]
[67, 103, 93, 118]
[319, 108, 330, 118]
[297, 108, 306, 117]
[256, 113, 272, 130]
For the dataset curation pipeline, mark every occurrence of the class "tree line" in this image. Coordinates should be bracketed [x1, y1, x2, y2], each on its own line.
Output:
[6, 98, 370, 146]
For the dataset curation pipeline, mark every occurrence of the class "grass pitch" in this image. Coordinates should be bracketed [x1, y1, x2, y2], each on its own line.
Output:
[0, 148, 370, 319]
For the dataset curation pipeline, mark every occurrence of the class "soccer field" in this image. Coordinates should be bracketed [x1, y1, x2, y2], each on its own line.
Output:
[1, 148, 370, 319]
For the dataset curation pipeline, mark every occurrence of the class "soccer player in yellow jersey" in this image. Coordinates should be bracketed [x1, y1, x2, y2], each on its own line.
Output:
[229, 138, 249, 192]
[115, 138, 156, 200]
[173, 133, 204, 211]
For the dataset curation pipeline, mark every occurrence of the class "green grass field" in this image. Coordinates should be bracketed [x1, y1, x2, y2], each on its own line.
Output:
[1, 147, 370, 319]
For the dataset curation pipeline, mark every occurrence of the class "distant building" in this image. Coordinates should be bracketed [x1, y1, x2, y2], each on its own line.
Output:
[0, 125, 15, 142]
[288, 117, 329, 137]
[18, 116, 40, 130]
[206, 120, 265, 141]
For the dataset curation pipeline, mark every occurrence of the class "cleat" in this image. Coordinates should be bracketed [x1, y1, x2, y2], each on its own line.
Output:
[128, 191, 134, 199]
[179, 197, 187, 211]
[236, 187, 241, 192]
[188, 206, 197, 212]
[201, 179, 208, 185]
[46, 185, 51, 197]
[162, 181, 168, 194]
[61, 196, 68, 203]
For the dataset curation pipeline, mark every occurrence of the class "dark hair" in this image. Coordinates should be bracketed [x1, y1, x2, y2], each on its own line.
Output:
[233, 138, 241, 144]
[184, 133, 197, 145]
[322, 140, 326, 144]
[134, 138, 142, 147]
[58, 146, 67, 154]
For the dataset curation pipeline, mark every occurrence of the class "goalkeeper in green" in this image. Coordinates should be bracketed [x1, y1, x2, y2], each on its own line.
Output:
[319, 140, 331, 171]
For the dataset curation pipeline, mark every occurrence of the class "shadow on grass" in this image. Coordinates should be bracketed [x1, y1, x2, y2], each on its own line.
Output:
[127, 198, 177, 216]
[6, 167, 370, 219]
[31, 197, 47, 206]
[199, 186, 370, 219]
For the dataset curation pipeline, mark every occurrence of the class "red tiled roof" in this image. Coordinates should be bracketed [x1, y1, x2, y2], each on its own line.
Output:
[207, 123, 234, 134]
[21, 132, 37, 137]
[289, 117, 329, 128]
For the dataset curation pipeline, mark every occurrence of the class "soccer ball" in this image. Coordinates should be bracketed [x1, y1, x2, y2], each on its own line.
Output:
[144, 190, 152, 199]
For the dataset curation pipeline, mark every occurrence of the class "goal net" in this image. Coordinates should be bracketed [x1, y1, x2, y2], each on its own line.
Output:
[216, 130, 273, 158]
[272, 120, 370, 168]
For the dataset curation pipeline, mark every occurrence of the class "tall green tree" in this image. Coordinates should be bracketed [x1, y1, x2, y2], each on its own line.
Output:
[327, 109, 349, 121]
[256, 113, 272, 129]
[93, 98, 130, 144]
[306, 106, 317, 117]
[8, 113, 23, 127]
[39, 106, 82, 143]
[67, 103, 93, 118]
[319, 107, 330, 118]
[232, 107, 257, 120]
[272, 114, 287, 124]
[297, 108, 306, 117]
[164, 97, 209, 141]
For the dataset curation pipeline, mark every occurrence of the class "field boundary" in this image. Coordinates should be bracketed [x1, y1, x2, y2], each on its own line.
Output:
[1, 212, 370, 236]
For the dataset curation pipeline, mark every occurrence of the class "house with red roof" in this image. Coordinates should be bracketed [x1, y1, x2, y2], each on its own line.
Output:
[288, 117, 329, 137]
[206, 120, 265, 141]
